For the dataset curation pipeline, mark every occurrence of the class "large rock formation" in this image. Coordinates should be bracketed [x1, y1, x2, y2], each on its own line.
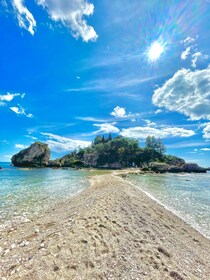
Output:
[181, 163, 206, 173]
[11, 142, 50, 167]
[149, 162, 206, 173]
[150, 162, 170, 173]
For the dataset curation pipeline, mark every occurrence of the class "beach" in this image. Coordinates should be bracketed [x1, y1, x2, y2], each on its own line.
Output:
[0, 174, 210, 279]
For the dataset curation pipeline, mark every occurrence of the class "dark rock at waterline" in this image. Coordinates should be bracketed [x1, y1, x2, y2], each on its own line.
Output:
[168, 165, 183, 173]
[150, 162, 170, 173]
[48, 159, 62, 168]
[181, 163, 206, 173]
[149, 162, 206, 173]
[11, 142, 50, 167]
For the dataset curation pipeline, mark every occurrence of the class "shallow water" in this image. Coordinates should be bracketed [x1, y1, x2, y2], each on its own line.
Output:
[130, 172, 210, 239]
[0, 162, 89, 226]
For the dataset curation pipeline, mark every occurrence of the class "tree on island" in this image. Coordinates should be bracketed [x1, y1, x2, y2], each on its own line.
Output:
[145, 136, 166, 156]
[58, 134, 169, 168]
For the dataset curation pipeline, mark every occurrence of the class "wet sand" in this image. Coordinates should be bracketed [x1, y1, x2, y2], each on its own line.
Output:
[0, 174, 210, 279]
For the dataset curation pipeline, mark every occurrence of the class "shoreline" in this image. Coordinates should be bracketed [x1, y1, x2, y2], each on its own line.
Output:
[114, 170, 210, 240]
[0, 174, 210, 279]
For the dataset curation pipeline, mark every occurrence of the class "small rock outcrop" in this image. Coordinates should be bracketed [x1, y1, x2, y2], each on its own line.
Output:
[11, 142, 50, 167]
[181, 163, 206, 173]
[148, 162, 206, 173]
[150, 162, 170, 173]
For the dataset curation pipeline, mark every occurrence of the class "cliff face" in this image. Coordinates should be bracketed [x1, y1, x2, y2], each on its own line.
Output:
[11, 142, 50, 167]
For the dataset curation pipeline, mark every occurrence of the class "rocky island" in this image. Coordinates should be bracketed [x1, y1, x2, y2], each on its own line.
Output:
[11, 142, 50, 168]
[11, 135, 207, 173]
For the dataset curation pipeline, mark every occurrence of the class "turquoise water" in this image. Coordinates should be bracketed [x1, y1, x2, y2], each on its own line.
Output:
[0, 162, 89, 227]
[1, 162, 210, 239]
[130, 172, 210, 239]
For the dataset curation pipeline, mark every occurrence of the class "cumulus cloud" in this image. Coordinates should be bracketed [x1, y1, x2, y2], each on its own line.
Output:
[10, 104, 33, 118]
[5, 0, 97, 41]
[41, 132, 91, 153]
[37, 0, 97, 42]
[111, 106, 126, 118]
[152, 67, 210, 121]
[12, 0, 36, 35]
[120, 126, 195, 139]
[15, 144, 28, 149]
[110, 106, 140, 120]
[93, 123, 120, 134]
[202, 123, 210, 139]
[0, 92, 24, 106]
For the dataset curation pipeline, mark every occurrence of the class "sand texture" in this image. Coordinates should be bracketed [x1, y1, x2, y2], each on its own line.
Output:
[0, 174, 210, 279]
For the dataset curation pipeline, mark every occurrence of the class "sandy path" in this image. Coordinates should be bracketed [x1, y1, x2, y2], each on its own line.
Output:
[0, 174, 210, 279]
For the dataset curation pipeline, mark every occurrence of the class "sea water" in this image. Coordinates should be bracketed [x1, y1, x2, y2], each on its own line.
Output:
[130, 172, 210, 239]
[0, 162, 89, 227]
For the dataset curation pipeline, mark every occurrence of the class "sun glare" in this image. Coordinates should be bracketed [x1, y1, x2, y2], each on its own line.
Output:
[147, 41, 164, 62]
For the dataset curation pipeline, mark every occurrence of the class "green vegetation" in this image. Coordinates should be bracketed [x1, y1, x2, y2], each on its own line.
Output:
[58, 135, 184, 169]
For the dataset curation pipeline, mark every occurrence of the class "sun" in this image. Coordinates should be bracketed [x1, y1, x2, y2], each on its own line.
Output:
[147, 41, 164, 62]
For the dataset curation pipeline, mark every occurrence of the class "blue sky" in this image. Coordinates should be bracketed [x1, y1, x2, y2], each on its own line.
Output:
[1, 0, 210, 166]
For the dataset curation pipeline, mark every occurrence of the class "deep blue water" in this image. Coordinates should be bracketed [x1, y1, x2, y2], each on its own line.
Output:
[0, 162, 89, 226]
[130, 172, 210, 239]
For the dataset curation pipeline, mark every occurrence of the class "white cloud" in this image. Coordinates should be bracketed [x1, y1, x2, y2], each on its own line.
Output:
[191, 52, 202, 68]
[181, 37, 196, 45]
[15, 144, 28, 149]
[155, 109, 162, 115]
[76, 116, 106, 122]
[10, 104, 33, 118]
[12, 0, 36, 35]
[201, 148, 210, 151]
[181, 47, 191, 60]
[0, 92, 24, 106]
[41, 132, 91, 153]
[111, 106, 126, 118]
[143, 119, 156, 127]
[202, 123, 210, 139]
[93, 123, 120, 134]
[120, 126, 195, 139]
[110, 106, 140, 120]
[180, 37, 196, 61]
[152, 67, 210, 121]
[180, 36, 208, 68]
[37, 0, 97, 42]
[25, 134, 38, 140]
[191, 52, 209, 68]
